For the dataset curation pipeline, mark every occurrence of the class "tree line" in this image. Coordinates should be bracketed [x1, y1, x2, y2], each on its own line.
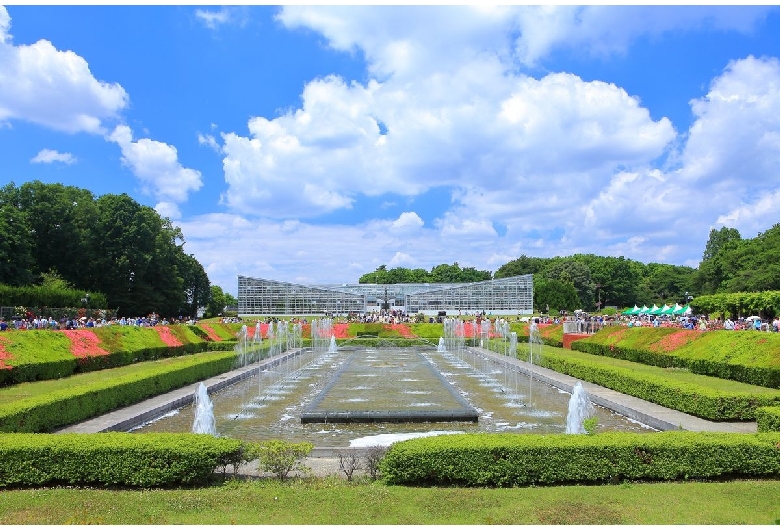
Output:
[0, 181, 209, 318]
[358, 263, 492, 284]
[359, 223, 780, 315]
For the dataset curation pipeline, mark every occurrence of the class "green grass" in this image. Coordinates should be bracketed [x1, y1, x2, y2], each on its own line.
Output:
[0, 352, 231, 406]
[0, 478, 778, 524]
[542, 345, 780, 395]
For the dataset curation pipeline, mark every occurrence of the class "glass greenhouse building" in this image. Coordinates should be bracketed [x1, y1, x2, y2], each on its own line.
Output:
[237, 274, 533, 316]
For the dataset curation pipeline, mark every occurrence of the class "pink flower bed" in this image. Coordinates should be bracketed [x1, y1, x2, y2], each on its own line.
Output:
[0, 336, 13, 370]
[61, 330, 109, 358]
[156, 326, 183, 347]
[199, 324, 222, 341]
[650, 330, 699, 352]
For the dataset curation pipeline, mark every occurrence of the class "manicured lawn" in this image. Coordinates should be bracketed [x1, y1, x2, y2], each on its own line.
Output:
[543, 345, 780, 395]
[0, 478, 778, 524]
[0, 352, 230, 406]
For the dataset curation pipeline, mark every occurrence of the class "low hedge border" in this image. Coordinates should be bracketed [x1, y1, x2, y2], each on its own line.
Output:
[536, 348, 780, 421]
[378, 431, 780, 487]
[0, 351, 238, 433]
[0, 433, 245, 488]
[571, 331, 780, 389]
[757, 406, 780, 432]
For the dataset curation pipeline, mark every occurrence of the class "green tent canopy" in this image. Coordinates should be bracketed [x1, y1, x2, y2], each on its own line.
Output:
[623, 305, 639, 315]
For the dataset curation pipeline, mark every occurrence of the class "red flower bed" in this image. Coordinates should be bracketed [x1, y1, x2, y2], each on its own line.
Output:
[199, 324, 222, 342]
[649, 330, 699, 353]
[0, 336, 13, 370]
[332, 323, 351, 339]
[155, 326, 183, 347]
[458, 320, 504, 338]
[61, 330, 109, 358]
[387, 323, 416, 338]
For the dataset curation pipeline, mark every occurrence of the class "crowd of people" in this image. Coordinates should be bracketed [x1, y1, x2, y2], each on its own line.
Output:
[0, 312, 200, 332]
[553, 312, 780, 333]
[3, 309, 779, 334]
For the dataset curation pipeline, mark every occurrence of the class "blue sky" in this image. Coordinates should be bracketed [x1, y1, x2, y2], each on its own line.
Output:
[2, 5, 780, 296]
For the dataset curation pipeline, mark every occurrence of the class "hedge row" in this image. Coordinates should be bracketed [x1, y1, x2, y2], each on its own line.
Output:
[757, 407, 780, 433]
[571, 328, 780, 389]
[537, 348, 780, 421]
[0, 433, 245, 487]
[0, 351, 238, 433]
[0, 326, 236, 386]
[379, 431, 780, 487]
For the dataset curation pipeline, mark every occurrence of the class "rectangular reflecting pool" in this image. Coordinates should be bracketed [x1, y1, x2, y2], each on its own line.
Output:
[132, 346, 655, 446]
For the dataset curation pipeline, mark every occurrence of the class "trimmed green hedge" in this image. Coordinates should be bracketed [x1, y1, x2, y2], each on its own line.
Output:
[757, 406, 780, 433]
[0, 433, 245, 487]
[0, 351, 238, 433]
[379, 431, 780, 487]
[537, 348, 780, 421]
[571, 328, 780, 389]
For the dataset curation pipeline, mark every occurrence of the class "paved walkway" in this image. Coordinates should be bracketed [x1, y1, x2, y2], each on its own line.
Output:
[57, 345, 756, 437]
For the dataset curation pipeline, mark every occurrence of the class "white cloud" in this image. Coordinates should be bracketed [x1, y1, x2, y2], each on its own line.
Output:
[195, 7, 248, 30]
[388, 251, 414, 268]
[196, 8, 231, 29]
[109, 125, 203, 204]
[0, 6, 10, 43]
[220, 67, 673, 220]
[198, 132, 222, 153]
[279, 6, 772, 72]
[30, 148, 76, 165]
[154, 201, 182, 220]
[0, 8, 127, 133]
[391, 212, 423, 233]
[513, 6, 772, 66]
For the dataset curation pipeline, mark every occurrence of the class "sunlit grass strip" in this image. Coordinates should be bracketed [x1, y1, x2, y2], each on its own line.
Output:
[0, 351, 236, 433]
[573, 327, 780, 387]
[538, 346, 780, 420]
[1, 479, 780, 524]
[198, 323, 222, 341]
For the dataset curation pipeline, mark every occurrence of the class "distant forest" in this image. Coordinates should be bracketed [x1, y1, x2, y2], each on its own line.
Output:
[0, 181, 210, 317]
[359, 223, 780, 312]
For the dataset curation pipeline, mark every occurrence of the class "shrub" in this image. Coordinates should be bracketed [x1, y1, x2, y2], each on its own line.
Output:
[379, 431, 780, 487]
[0, 432, 245, 488]
[757, 406, 780, 433]
[363, 444, 388, 481]
[249, 440, 314, 480]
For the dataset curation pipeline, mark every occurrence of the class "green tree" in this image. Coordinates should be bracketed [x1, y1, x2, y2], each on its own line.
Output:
[494, 255, 548, 278]
[533, 276, 580, 313]
[694, 226, 742, 294]
[206, 285, 236, 317]
[15, 181, 98, 289]
[0, 183, 34, 286]
[543, 258, 593, 309]
[176, 252, 210, 318]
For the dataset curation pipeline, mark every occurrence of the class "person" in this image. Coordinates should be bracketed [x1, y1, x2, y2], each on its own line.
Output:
[754, 318, 762, 331]
[0, 318, 6, 331]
